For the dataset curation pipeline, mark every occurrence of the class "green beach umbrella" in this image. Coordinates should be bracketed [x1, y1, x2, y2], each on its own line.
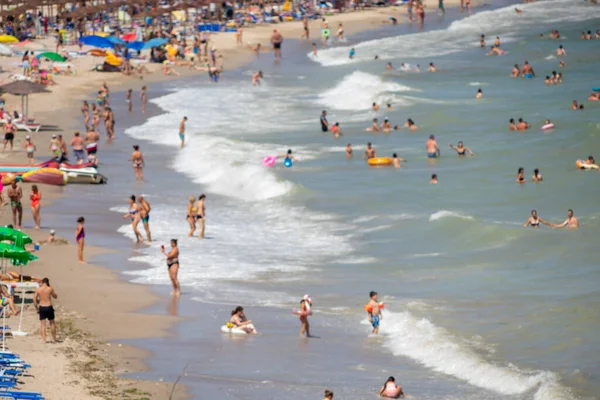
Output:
[0, 227, 32, 249]
[0, 243, 37, 266]
[35, 52, 67, 62]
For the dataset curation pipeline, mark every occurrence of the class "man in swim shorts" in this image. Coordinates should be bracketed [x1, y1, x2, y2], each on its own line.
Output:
[84, 129, 100, 157]
[179, 116, 187, 148]
[271, 29, 283, 59]
[426, 135, 440, 158]
[34, 277, 58, 344]
[7, 180, 23, 229]
[71, 131, 85, 164]
[364, 142, 376, 159]
[320, 110, 329, 132]
[138, 195, 152, 242]
[367, 291, 382, 335]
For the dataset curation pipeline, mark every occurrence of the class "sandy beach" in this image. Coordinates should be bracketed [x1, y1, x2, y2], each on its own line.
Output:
[0, 4, 475, 398]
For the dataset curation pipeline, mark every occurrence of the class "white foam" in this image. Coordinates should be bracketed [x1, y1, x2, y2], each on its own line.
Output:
[313, 0, 599, 66]
[379, 310, 573, 399]
[317, 71, 416, 111]
[429, 210, 474, 222]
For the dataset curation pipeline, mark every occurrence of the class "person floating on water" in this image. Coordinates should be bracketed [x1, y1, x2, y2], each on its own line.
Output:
[449, 141, 474, 156]
[392, 153, 406, 168]
[366, 291, 382, 335]
[379, 376, 405, 399]
[230, 306, 257, 334]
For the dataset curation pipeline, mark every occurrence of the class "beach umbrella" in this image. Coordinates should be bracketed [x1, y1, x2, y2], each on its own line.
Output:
[0, 81, 49, 125]
[122, 32, 136, 42]
[106, 36, 126, 46]
[0, 243, 37, 340]
[126, 41, 145, 51]
[0, 228, 33, 250]
[0, 44, 12, 56]
[35, 52, 67, 62]
[0, 35, 18, 44]
[12, 40, 46, 51]
[80, 35, 115, 49]
[142, 38, 168, 50]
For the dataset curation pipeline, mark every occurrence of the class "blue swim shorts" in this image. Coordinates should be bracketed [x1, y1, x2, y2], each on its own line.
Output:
[371, 314, 380, 328]
[427, 152, 438, 158]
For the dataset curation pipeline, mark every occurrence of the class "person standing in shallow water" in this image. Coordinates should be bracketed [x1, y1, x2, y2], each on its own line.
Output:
[130, 145, 144, 182]
[179, 116, 187, 148]
[195, 194, 206, 239]
[138, 195, 152, 242]
[76, 216, 86, 264]
[162, 239, 180, 296]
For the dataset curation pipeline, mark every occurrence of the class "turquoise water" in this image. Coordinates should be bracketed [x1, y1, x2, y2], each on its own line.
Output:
[117, 1, 600, 398]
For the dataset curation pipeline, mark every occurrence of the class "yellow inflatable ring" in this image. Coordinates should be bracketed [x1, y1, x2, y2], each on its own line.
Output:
[368, 157, 392, 166]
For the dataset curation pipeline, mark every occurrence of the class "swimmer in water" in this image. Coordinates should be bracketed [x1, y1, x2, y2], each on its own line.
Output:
[387, 103, 392, 110]
[517, 167, 526, 183]
[487, 45, 505, 56]
[532, 168, 543, 182]
[558, 60, 565, 68]
[392, 153, 406, 168]
[386, 62, 394, 70]
[480, 34, 485, 47]
[515, 7, 523, 13]
[552, 209, 579, 229]
[588, 91, 600, 101]
[331, 122, 342, 137]
[372, 102, 379, 111]
[524, 210, 550, 228]
[449, 141, 474, 156]
[426, 135, 440, 158]
[349, 48, 355, 59]
[427, 62, 436, 72]
[511, 64, 520, 78]
[517, 118, 530, 130]
[381, 118, 392, 132]
[579, 104, 584, 110]
[544, 76, 552, 85]
[252, 70, 263, 86]
[521, 61, 535, 77]
[430, 174, 438, 184]
[509, 118, 517, 131]
[363, 142, 376, 159]
[555, 72, 562, 84]
[405, 118, 418, 131]
[572, 100, 578, 110]
[542, 119, 553, 128]
[367, 118, 380, 132]
[494, 36, 501, 47]
[346, 144, 353, 158]
[476, 88, 483, 99]
[280, 149, 297, 162]
[556, 45, 566, 56]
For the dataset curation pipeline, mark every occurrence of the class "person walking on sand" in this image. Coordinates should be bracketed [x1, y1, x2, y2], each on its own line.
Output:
[179, 116, 187, 148]
[162, 239, 181, 296]
[7, 181, 23, 229]
[76, 216, 86, 264]
[298, 294, 312, 337]
[138, 195, 152, 242]
[30, 185, 42, 230]
[140, 86, 148, 114]
[123, 195, 143, 243]
[33, 278, 57, 344]
[366, 291, 382, 335]
[271, 29, 283, 59]
[130, 145, 144, 182]
[196, 194, 206, 239]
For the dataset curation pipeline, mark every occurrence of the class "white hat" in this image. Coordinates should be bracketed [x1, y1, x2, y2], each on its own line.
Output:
[52, 134, 57, 138]
[50, 229, 55, 235]
[25, 135, 30, 139]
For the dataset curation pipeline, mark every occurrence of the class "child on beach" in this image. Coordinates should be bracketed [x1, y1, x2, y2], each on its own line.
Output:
[76, 216, 85, 264]
[24, 136, 36, 166]
[298, 294, 312, 337]
[366, 291, 382, 335]
[379, 376, 405, 398]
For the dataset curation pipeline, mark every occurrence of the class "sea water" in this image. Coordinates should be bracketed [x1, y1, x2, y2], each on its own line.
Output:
[117, 1, 600, 398]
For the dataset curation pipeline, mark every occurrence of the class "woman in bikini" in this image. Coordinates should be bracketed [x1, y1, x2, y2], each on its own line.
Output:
[449, 141, 474, 156]
[123, 195, 143, 242]
[230, 306, 257, 334]
[524, 210, 550, 228]
[129, 145, 144, 181]
[161, 239, 180, 296]
[517, 167, 526, 183]
[91, 104, 101, 132]
[30, 185, 42, 230]
[76, 216, 86, 263]
[186, 195, 197, 237]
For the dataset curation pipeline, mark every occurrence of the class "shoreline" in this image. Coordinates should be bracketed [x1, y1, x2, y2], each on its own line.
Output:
[0, 5, 447, 398]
